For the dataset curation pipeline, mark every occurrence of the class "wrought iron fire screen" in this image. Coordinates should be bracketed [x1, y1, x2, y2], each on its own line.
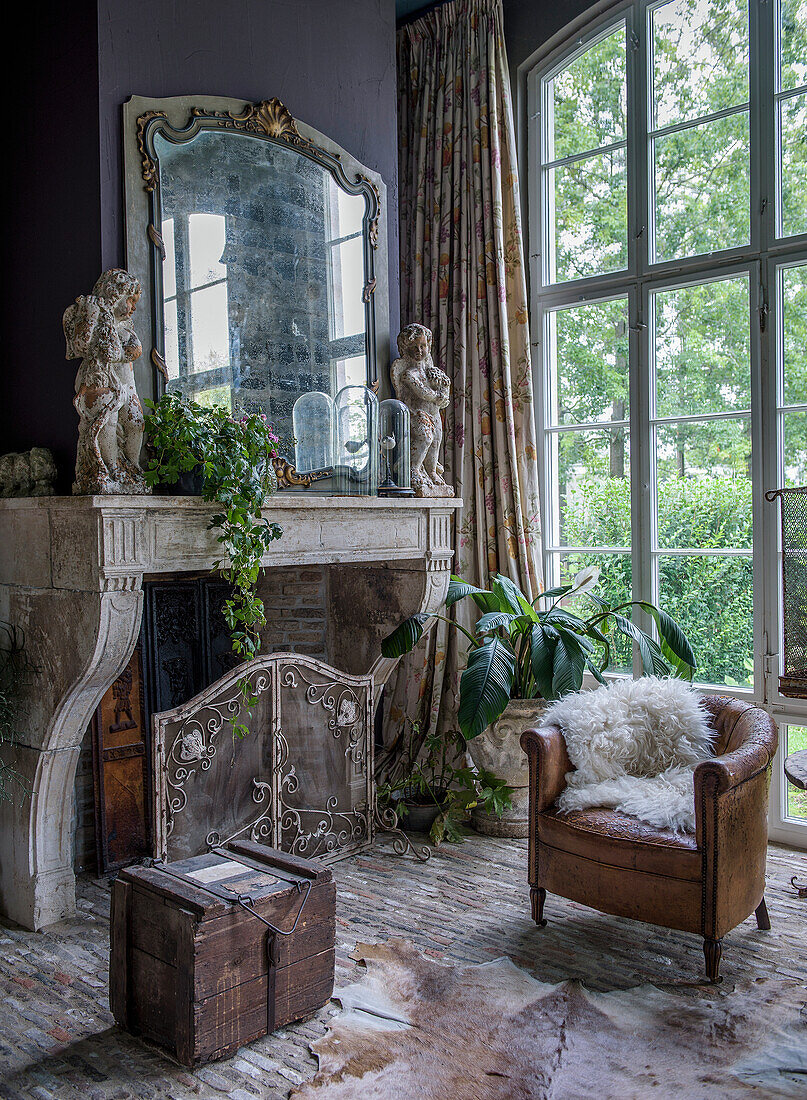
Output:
[152, 653, 374, 863]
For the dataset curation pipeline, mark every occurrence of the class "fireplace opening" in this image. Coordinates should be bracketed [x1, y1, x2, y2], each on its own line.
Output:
[73, 568, 330, 876]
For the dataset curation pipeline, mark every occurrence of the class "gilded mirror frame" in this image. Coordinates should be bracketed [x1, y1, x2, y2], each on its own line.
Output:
[123, 94, 389, 489]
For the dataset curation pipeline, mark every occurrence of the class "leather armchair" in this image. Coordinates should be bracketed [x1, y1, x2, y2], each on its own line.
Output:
[520, 695, 778, 982]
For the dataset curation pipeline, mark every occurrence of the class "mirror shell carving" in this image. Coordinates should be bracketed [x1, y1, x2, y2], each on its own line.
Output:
[123, 95, 390, 490]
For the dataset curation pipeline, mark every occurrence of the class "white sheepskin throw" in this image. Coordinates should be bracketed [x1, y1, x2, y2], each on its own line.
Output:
[541, 677, 715, 833]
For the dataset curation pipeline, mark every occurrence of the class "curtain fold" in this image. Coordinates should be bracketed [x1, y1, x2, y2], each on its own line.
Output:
[384, 0, 542, 757]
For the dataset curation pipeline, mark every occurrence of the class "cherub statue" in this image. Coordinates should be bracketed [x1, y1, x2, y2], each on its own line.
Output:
[391, 323, 454, 497]
[63, 269, 148, 495]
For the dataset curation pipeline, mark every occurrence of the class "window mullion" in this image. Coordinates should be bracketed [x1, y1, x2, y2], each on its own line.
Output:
[752, 0, 773, 252]
[632, 1, 650, 276]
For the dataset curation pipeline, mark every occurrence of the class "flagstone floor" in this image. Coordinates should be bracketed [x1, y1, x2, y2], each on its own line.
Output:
[1, 837, 805, 1100]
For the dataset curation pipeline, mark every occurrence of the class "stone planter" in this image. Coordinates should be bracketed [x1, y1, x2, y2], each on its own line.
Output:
[469, 698, 547, 838]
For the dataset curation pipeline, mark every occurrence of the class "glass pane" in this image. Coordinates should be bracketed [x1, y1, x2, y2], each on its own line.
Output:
[162, 217, 176, 299]
[329, 237, 366, 339]
[653, 112, 749, 261]
[548, 148, 627, 282]
[552, 430, 631, 547]
[785, 725, 807, 820]
[549, 298, 629, 426]
[780, 0, 807, 91]
[782, 411, 807, 485]
[331, 179, 365, 238]
[653, 276, 750, 417]
[545, 23, 626, 160]
[164, 298, 179, 380]
[333, 355, 367, 391]
[782, 263, 807, 407]
[652, 0, 749, 129]
[780, 93, 807, 238]
[655, 420, 752, 548]
[190, 283, 230, 374]
[657, 553, 753, 686]
[188, 212, 227, 289]
[553, 551, 633, 671]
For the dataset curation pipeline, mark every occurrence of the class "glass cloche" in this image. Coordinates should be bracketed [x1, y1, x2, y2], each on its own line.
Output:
[293, 391, 335, 475]
[378, 399, 413, 496]
[333, 385, 379, 495]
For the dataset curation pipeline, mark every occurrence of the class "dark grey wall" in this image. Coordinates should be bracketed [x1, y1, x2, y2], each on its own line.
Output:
[4, 5, 102, 489]
[502, 0, 598, 75]
[3, 0, 398, 490]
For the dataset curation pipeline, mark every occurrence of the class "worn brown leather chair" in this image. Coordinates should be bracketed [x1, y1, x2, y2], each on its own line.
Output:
[520, 695, 778, 982]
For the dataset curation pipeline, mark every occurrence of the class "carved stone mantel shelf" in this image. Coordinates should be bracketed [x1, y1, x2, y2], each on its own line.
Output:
[0, 494, 460, 930]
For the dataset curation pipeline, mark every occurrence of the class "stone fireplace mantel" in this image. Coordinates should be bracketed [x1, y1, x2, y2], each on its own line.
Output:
[0, 494, 460, 929]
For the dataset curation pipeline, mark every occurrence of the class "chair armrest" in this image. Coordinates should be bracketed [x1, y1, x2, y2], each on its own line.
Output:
[695, 706, 778, 797]
[520, 724, 574, 812]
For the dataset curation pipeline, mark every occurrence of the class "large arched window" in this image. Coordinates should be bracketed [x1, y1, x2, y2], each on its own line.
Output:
[527, 0, 806, 843]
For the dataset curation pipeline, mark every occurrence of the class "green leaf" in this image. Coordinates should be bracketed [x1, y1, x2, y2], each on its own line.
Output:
[475, 611, 518, 635]
[535, 584, 573, 601]
[635, 602, 697, 678]
[446, 576, 496, 611]
[551, 630, 587, 697]
[612, 613, 670, 677]
[458, 638, 516, 740]
[530, 623, 558, 699]
[381, 614, 431, 658]
[491, 575, 530, 617]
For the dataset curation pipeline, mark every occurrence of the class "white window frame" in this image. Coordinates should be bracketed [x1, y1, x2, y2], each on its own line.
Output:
[526, 0, 807, 846]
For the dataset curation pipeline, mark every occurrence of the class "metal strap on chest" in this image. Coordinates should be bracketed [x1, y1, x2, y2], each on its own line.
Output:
[145, 848, 313, 1037]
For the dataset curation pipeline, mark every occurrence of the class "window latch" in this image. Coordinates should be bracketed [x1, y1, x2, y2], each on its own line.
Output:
[758, 301, 769, 333]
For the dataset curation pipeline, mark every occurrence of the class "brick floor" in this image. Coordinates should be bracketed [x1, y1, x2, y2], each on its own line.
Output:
[0, 836, 805, 1099]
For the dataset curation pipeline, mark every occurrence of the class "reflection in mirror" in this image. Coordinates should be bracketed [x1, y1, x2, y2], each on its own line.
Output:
[152, 127, 370, 461]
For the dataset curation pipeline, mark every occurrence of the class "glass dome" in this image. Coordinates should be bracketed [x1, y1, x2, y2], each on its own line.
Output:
[333, 385, 379, 495]
[378, 399, 413, 496]
[293, 391, 335, 474]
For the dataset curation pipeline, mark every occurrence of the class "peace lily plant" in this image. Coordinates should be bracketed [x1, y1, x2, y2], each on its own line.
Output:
[381, 566, 697, 742]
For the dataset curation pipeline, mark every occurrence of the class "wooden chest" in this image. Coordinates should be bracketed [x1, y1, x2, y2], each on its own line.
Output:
[109, 840, 335, 1067]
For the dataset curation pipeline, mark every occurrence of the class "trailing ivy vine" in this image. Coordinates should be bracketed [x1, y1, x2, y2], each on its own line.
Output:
[144, 394, 283, 734]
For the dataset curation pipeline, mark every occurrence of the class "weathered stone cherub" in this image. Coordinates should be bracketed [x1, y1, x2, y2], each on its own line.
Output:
[390, 323, 454, 498]
[63, 268, 148, 495]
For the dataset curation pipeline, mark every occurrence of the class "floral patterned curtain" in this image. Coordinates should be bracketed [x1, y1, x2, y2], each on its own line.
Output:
[382, 0, 541, 764]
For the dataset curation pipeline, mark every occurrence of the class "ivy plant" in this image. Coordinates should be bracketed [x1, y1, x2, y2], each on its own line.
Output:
[144, 394, 283, 733]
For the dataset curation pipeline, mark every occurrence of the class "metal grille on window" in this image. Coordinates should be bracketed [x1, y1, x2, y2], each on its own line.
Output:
[767, 487, 807, 698]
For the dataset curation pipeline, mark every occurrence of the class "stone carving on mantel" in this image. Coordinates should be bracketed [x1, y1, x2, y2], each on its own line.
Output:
[391, 323, 455, 498]
[0, 448, 57, 497]
[63, 269, 149, 495]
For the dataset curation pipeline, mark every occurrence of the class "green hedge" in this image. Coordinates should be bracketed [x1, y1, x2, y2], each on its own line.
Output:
[562, 475, 753, 685]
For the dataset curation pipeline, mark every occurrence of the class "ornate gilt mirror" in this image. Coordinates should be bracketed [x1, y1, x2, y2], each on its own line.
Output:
[123, 95, 389, 488]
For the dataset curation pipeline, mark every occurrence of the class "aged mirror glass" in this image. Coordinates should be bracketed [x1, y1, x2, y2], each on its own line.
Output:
[127, 98, 386, 486]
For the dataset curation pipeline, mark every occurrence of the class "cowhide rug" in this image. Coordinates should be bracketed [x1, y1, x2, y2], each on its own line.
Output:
[290, 938, 807, 1099]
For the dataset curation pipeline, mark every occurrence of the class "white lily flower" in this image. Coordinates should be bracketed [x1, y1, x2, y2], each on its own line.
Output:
[571, 564, 600, 595]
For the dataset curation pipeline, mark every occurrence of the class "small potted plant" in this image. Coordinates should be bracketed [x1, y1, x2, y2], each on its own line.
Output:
[144, 394, 283, 725]
[377, 719, 512, 846]
[381, 568, 696, 835]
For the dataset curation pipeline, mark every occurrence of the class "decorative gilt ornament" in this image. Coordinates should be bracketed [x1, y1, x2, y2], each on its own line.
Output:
[191, 97, 312, 146]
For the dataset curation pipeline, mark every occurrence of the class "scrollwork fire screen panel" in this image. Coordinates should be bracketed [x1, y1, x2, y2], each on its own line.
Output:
[152, 654, 374, 863]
